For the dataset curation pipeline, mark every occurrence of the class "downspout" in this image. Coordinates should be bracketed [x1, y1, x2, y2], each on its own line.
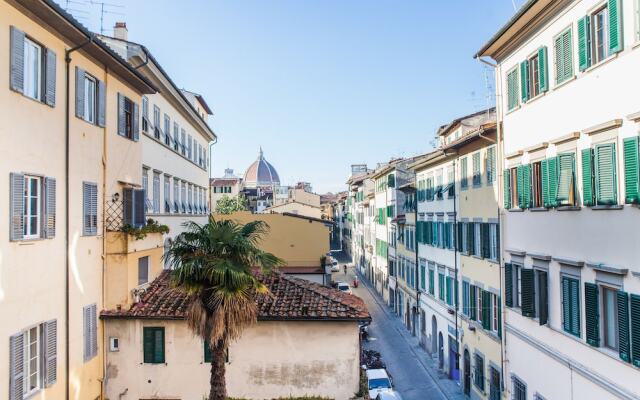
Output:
[452, 157, 460, 374]
[65, 34, 94, 400]
[413, 175, 419, 337]
[99, 64, 109, 400]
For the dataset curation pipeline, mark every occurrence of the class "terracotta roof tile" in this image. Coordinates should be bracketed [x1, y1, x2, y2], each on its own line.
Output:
[101, 271, 370, 322]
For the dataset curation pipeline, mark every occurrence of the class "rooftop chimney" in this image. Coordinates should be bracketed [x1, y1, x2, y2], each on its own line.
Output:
[114, 22, 128, 41]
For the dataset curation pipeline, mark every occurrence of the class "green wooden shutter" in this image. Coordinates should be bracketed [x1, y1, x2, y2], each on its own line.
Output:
[470, 285, 477, 320]
[520, 60, 529, 102]
[439, 273, 445, 301]
[516, 166, 524, 208]
[523, 164, 531, 208]
[429, 269, 435, 295]
[462, 281, 469, 315]
[521, 269, 536, 318]
[556, 153, 575, 205]
[608, 0, 623, 54]
[505, 263, 513, 308]
[456, 222, 463, 251]
[538, 46, 548, 92]
[585, 283, 600, 347]
[582, 149, 595, 206]
[467, 222, 475, 254]
[538, 271, 548, 326]
[446, 276, 452, 305]
[554, 34, 564, 84]
[541, 159, 550, 206]
[617, 291, 630, 362]
[497, 296, 502, 338]
[562, 277, 572, 333]
[594, 143, 617, 205]
[482, 290, 492, 330]
[143, 328, 154, 363]
[623, 136, 640, 204]
[481, 223, 490, 259]
[630, 294, 640, 367]
[547, 157, 559, 207]
[503, 170, 511, 209]
[578, 15, 591, 71]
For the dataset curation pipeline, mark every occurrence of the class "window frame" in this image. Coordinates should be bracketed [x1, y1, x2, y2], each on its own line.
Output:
[138, 256, 149, 286]
[164, 114, 171, 146]
[601, 284, 620, 351]
[512, 376, 527, 400]
[474, 353, 485, 391]
[531, 161, 543, 208]
[153, 105, 161, 139]
[506, 66, 520, 111]
[143, 327, 165, 364]
[23, 175, 42, 239]
[24, 324, 41, 396]
[141, 96, 149, 132]
[123, 96, 134, 139]
[553, 26, 574, 85]
[591, 5, 610, 65]
[23, 36, 43, 102]
[527, 52, 541, 99]
[83, 73, 97, 124]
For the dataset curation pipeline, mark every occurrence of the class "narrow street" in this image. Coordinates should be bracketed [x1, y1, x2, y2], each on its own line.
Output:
[331, 251, 465, 400]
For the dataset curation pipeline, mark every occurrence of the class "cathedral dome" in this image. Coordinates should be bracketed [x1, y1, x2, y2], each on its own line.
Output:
[243, 148, 281, 188]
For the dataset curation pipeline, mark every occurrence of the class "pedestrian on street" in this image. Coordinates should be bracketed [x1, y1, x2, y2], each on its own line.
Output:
[344, 264, 347, 275]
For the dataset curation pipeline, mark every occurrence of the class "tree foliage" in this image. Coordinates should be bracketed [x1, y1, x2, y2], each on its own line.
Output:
[215, 194, 248, 214]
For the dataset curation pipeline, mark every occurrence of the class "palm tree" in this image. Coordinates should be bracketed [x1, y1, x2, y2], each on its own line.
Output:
[164, 216, 282, 400]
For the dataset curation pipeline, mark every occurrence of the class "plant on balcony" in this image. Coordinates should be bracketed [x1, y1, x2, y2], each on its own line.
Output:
[121, 218, 170, 240]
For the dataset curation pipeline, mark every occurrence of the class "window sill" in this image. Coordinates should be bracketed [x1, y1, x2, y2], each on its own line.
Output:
[506, 105, 521, 115]
[582, 52, 619, 75]
[590, 205, 623, 210]
[633, 41, 640, 50]
[472, 255, 484, 260]
[508, 208, 524, 212]
[524, 90, 546, 105]
[529, 207, 548, 212]
[554, 75, 577, 90]
[556, 205, 581, 211]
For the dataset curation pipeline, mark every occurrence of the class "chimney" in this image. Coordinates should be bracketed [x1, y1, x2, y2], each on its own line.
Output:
[114, 22, 128, 40]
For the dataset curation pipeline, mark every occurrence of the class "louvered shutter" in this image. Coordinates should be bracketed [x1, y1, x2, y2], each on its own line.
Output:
[97, 80, 106, 127]
[618, 291, 630, 362]
[83, 305, 91, 361]
[133, 102, 140, 141]
[608, 0, 623, 54]
[516, 166, 524, 208]
[134, 189, 146, 228]
[520, 60, 529, 102]
[76, 67, 85, 118]
[44, 177, 56, 238]
[562, 29, 573, 80]
[45, 49, 56, 106]
[522, 164, 531, 208]
[538, 271, 548, 325]
[481, 223, 490, 259]
[504, 263, 513, 307]
[117, 93, 126, 136]
[562, 277, 571, 332]
[91, 304, 98, 358]
[582, 149, 594, 206]
[143, 328, 154, 363]
[482, 291, 491, 330]
[541, 159, 550, 206]
[456, 222, 463, 251]
[83, 183, 94, 235]
[44, 319, 57, 386]
[10, 26, 25, 93]
[497, 296, 502, 338]
[503, 170, 511, 209]
[578, 16, 591, 71]
[623, 136, 640, 204]
[547, 157, 559, 207]
[538, 46, 548, 92]
[486, 146, 496, 183]
[467, 222, 474, 253]
[521, 269, 536, 318]
[9, 332, 24, 400]
[554, 34, 564, 84]
[570, 278, 581, 336]
[470, 285, 477, 320]
[10, 173, 25, 241]
[630, 294, 640, 367]
[594, 143, 617, 205]
[585, 282, 600, 347]
[123, 188, 133, 226]
[154, 328, 165, 363]
[556, 153, 575, 205]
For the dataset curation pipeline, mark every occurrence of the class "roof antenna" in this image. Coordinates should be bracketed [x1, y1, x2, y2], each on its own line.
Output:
[511, 0, 518, 11]
[88, 0, 125, 35]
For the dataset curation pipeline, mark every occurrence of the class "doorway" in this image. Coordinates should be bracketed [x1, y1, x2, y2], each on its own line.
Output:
[464, 349, 471, 396]
[431, 316, 437, 354]
[438, 332, 444, 370]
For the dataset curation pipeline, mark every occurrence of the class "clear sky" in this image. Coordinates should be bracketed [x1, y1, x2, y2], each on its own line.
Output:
[68, 0, 522, 194]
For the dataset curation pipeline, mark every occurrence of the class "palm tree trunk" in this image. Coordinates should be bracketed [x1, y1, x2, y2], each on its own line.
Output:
[208, 340, 227, 400]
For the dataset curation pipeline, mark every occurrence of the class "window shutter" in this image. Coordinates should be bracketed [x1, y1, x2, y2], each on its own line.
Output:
[117, 93, 126, 136]
[594, 143, 617, 205]
[541, 159, 550, 206]
[123, 187, 133, 226]
[134, 189, 146, 228]
[97, 80, 106, 127]
[538, 46, 548, 92]
[9, 332, 24, 400]
[523, 164, 531, 208]
[520, 60, 529, 102]
[143, 328, 154, 363]
[45, 49, 56, 106]
[456, 222, 463, 251]
[554, 34, 564, 84]
[91, 304, 98, 358]
[623, 136, 640, 204]
[516, 165, 524, 207]
[617, 291, 630, 362]
[44, 177, 56, 238]
[585, 282, 600, 347]
[44, 319, 58, 386]
[578, 16, 591, 71]
[83, 305, 91, 361]
[10, 172, 25, 241]
[504, 263, 513, 308]
[608, 0, 623, 54]
[76, 67, 85, 118]
[83, 183, 91, 235]
[547, 157, 559, 207]
[497, 296, 502, 338]
[481, 222, 490, 259]
[556, 153, 575, 205]
[582, 149, 594, 206]
[562, 29, 573, 80]
[503, 170, 511, 209]
[446, 276, 452, 305]
[482, 290, 492, 330]
[10, 26, 25, 93]
[630, 294, 640, 367]
[467, 222, 474, 253]
[470, 285, 477, 320]
[562, 277, 571, 332]
[538, 271, 548, 326]
[521, 269, 536, 318]
[133, 102, 140, 141]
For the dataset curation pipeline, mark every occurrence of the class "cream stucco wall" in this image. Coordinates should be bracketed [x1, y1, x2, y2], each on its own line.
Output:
[103, 319, 360, 400]
[265, 201, 322, 219]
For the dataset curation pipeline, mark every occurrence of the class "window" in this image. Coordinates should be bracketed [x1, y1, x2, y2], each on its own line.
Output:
[138, 256, 149, 285]
[554, 28, 573, 84]
[602, 286, 619, 351]
[512, 376, 527, 400]
[428, 266, 435, 295]
[520, 47, 548, 103]
[173, 178, 180, 213]
[438, 272, 445, 301]
[181, 129, 186, 155]
[83, 75, 96, 124]
[25, 325, 40, 395]
[579, 2, 623, 71]
[506, 67, 519, 110]
[142, 96, 149, 132]
[509, 167, 519, 208]
[562, 276, 581, 337]
[188, 135, 193, 159]
[435, 169, 443, 199]
[592, 6, 609, 64]
[531, 161, 543, 208]
[181, 181, 187, 213]
[82, 182, 98, 236]
[492, 294, 500, 332]
[153, 105, 161, 139]
[164, 114, 171, 146]
[583, 143, 617, 206]
[143, 327, 165, 364]
[142, 168, 152, 212]
[528, 53, 540, 98]
[419, 259, 426, 290]
[461, 222, 468, 253]
[472, 152, 481, 186]
[474, 353, 485, 391]
[489, 223, 498, 261]
[152, 171, 160, 213]
[486, 146, 496, 184]
[462, 281, 470, 316]
[489, 367, 501, 400]
[505, 263, 523, 308]
[122, 188, 146, 228]
[117, 94, 137, 140]
[173, 122, 180, 151]
[23, 175, 41, 239]
[164, 175, 171, 213]
[23, 37, 42, 101]
[83, 304, 97, 362]
[460, 157, 468, 189]
[473, 223, 481, 257]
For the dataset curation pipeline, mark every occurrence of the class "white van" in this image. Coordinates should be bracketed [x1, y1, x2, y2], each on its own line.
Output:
[366, 368, 393, 399]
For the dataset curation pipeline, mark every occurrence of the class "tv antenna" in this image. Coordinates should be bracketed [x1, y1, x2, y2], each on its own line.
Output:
[88, 0, 125, 35]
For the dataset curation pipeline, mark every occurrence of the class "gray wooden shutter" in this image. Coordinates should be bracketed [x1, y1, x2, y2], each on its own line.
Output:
[45, 49, 56, 106]
[10, 26, 25, 93]
[83, 183, 92, 235]
[133, 102, 140, 141]
[538, 270, 548, 325]
[97, 80, 106, 127]
[134, 189, 146, 227]
[90, 304, 98, 358]
[83, 305, 90, 361]
[44, 177, 56, 238]
[44, 319, 57, 387]
[75, 67, 85, 118]
[117, 93, 126, 136]
[9, 332, 24, 400]
[123, 188, 133, 226]
[10, 173, 25, 241]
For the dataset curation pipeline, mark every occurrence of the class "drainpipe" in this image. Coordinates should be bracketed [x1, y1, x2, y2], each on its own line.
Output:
[65, 34, 95, 400]
[99, 64, 109, 400]
[413, 173, 419, 337]
[452, 157, 460, 374]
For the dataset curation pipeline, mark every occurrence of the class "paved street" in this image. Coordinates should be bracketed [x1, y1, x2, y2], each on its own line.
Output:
[331, 251, 465, 400]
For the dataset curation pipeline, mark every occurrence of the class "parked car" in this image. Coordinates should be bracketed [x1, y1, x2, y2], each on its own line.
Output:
[366, 368, 393, 399]
[376, 391, 404, 400]
[336, 282, 352, 295]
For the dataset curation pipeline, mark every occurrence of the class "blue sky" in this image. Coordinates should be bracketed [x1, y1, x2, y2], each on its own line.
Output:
[68, 0, 521, 193]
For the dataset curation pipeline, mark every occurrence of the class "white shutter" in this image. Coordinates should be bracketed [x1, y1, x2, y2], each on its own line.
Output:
[45, 49, 56, 107]
[10, 173, 25, 241]
[44, 177, 56, 238]
[44, 319, 57, 387]
[76, 67, 85, 118]
[10, 26, 25, 93]
[9, 332, 24, 400]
